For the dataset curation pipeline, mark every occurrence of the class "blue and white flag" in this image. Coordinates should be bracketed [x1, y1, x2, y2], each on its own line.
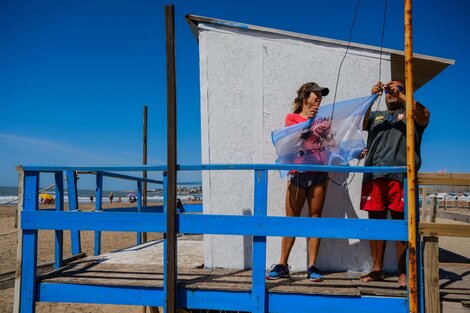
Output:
[272, 94, 377, 173]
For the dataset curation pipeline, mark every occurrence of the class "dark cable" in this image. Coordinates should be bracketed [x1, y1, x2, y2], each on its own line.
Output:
[328, 0, 388, 187]
[329, 0, 362, 121]
[324, 0, 361, 187]
[378, 0, 388, 82]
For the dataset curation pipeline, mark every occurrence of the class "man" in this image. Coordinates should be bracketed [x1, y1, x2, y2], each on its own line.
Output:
[360, 80, 430, 288]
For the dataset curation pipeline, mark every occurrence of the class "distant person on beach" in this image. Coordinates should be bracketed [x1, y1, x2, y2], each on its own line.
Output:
[90, 196, 93, 202]
[359, 81, 430, 289]
[118, 196, 122, 203]
[109, 192, 114, 204]
[266, 82, 330, 282]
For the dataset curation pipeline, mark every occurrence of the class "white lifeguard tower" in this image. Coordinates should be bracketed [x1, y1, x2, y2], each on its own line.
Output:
[186, 15, 453, 272]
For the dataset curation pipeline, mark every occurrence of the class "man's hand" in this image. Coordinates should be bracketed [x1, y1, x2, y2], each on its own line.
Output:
[371, 81, 384, 94]
[358, 148, 368, 159]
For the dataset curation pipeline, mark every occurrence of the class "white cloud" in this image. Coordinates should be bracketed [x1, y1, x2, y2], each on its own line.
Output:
[0, 132, 161, 165]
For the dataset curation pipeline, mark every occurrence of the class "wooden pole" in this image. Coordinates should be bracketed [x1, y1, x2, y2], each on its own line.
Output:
[421, 187, 428, 222]
[165, 4, 177, 313]
[143, 105, 148, 243]
[13, 167, 24, 313]
[423, 197, 440, 313]
[404, 0, 418, 311]
[142, 106, 149, 313]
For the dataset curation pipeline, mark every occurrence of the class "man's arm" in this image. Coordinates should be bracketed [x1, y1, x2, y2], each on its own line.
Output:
[413, 101, 430, 127]
[363, 82, 384, 130]
[397, 93, 430, 127]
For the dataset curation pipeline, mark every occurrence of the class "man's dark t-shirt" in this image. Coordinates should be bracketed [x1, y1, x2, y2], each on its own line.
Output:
[363, 107, 427, 184]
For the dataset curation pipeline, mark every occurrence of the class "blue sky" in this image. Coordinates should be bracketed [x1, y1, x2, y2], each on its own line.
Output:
[0, 0, 469, 189]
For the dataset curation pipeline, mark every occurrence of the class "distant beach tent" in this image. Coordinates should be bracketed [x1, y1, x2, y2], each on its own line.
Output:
[39, 193, 54, 205]
[39, 193, 54, 201]
[272, 94, 377, 173]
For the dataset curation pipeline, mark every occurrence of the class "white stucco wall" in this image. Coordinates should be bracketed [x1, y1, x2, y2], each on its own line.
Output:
[198, 23, 398, 272]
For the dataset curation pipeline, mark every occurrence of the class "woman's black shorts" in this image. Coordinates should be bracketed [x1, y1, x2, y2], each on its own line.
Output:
[288, 171, 328, 190]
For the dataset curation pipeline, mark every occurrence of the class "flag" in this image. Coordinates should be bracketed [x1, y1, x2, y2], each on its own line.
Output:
[272, 94, 377, 175]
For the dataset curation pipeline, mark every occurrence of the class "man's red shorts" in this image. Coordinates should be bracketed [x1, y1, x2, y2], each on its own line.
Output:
[360, 178, 404, 212]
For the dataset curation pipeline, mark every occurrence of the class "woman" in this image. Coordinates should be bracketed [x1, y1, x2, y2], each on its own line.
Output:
[267, 82, 330, 282]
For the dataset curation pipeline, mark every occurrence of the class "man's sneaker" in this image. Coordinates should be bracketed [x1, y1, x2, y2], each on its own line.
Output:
[307, 265, 323, 282]
[266, 264, 289, 280]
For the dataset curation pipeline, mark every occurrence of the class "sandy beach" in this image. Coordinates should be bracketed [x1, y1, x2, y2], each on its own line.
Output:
[0, 202, 164, 313]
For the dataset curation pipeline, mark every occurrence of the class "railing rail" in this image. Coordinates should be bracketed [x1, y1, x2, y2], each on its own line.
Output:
[23, 163, 406, 173]
[17, 163, 410, 313]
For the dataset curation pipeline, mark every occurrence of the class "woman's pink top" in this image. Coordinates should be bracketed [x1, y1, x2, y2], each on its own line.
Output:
[285, 113, 306, 127]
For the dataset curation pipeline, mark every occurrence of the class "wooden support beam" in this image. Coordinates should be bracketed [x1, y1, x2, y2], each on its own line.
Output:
[13, 167, 24, 313]
[430, 196, 437, 223]
[423, 197, 439, 313]
[423, 236, 440, 313]
[143, 105, 148, 243]
[165, 4, 177, 313]
[418, 173, 470, 186]
[420, 187, 428, 222]
[420, 223, 470, 238]
[404, 0, 418, 311]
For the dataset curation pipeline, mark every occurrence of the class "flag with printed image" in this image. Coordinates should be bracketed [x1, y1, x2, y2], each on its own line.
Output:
[272, 94, 377, 173]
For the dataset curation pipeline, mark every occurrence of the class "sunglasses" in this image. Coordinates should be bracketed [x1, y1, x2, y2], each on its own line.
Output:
[384, 85, 404, 94]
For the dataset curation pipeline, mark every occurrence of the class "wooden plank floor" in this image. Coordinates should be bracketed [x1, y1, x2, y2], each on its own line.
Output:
[439, 263, 470, 302]
[38, 258, 407, 298]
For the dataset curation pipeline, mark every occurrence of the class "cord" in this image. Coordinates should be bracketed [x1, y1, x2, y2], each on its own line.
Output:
[327, 0, 388, 187]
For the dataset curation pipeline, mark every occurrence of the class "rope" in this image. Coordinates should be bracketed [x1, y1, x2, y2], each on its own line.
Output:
[329, 0, 361, 122]
[378, 0, 388, 82]
[322, 0, 361, 187]
[327, 0, 388, 187]
[373, 0, 388, 113]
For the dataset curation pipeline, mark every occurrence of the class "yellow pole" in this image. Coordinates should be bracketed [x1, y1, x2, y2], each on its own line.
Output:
[404, 0, 418, 312]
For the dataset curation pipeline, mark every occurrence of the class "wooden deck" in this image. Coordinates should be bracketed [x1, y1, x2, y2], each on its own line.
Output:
[439, 262, 470, 302]
[38, 257, 406, 298]
[36, 236, 469, 305]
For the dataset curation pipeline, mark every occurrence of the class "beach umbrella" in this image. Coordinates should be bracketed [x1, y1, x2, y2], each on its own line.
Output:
[39, 193, 54, 200]
[126, 193, 136, 197]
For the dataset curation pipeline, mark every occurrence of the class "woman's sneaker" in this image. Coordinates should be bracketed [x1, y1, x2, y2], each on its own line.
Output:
[307, 265, 323, 282]
[266, 264, 289, 280]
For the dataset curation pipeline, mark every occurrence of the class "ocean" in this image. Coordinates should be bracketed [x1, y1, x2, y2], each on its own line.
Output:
[0, 184, 202, 206]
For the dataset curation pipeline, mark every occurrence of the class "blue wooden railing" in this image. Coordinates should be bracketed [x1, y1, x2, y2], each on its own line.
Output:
[18, 164, 414, 313]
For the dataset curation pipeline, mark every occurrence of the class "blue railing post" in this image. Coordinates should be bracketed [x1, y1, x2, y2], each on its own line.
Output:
[17, 164, 411, 312]
[66, 171, 81, 255]
[54, 171, 64, 269]
[403, 176, 412, 308]
[136, 180, 143, 245]
[416, 187, 425, 313]
[20, 171, 39, 313]
[94, 172, 103, 256]
[163, 171, 168, 313]
[252, 169, 268, 313]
